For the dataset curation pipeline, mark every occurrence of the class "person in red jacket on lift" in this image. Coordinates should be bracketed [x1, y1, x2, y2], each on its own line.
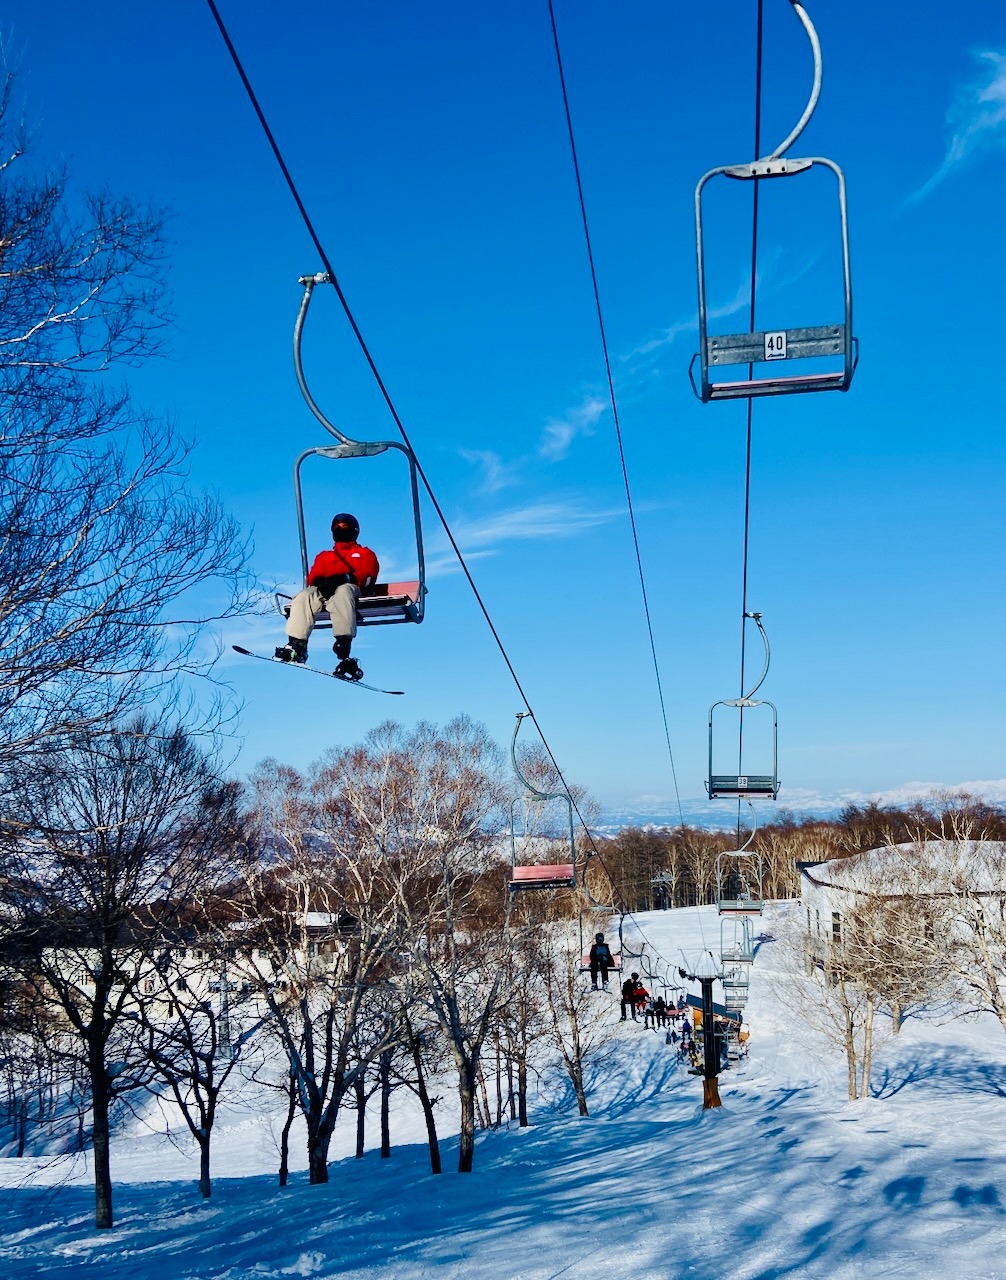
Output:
[274, 513, 379, 681]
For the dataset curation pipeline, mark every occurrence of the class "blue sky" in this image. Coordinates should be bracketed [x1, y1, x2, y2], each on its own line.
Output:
[11, 1, 1006, 812]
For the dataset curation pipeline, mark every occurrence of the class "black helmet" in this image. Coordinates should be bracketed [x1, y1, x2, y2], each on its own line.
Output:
[331, 513, 360, 542]
[595, 933, 604, 942]
[631, 972, 639, 980]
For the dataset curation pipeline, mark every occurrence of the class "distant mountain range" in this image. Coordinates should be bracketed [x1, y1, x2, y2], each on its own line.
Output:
[594, 778, 1006, 836]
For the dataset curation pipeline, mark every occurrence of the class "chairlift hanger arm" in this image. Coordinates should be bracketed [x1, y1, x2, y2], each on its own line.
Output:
[719, 803, 758, 856]
[694, 0, 822, 185]
[511, 712, 564, 805]
[293, 273, 409, 463]
[581, 850, 614, 911]
[765, 1, 822, 162]
[293, 274, 352, 446]
[742, 611, 770, 702]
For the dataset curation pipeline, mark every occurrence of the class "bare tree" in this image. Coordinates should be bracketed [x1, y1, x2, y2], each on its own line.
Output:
[241, 760, 405, 1186]
[785, 844, 948, 1099]
[774, 920, 880, 1101]
[397, 1010, 446, 1174]
[493, 897, 568, 1129]
[538, 920, 616, 1116]
[838, 892, 947, 1036]
[0, 719, 242, 1227]
[921, 838, 1006, 1034]
[0, 995, 86, 1157]
[0, 71, 251, 769]
[139, 930, 262, 1199]
[321, 717, 511, 1174]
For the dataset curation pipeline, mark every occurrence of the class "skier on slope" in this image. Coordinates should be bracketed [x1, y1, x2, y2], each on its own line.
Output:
[274, 513, 379, 681]
[588, 932, 615, 991]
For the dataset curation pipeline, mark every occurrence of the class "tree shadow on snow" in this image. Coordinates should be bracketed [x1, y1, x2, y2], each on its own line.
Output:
[871, 1046, 1006, 1100]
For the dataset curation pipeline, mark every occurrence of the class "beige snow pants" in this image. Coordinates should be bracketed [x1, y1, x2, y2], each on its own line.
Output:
[285, 583, 360, 641]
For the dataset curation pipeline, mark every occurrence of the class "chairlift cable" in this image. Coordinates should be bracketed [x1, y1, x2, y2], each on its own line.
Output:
[737, 0, 766, 844]
[543, 0, 726, 965]
[206, 4, 557, 736]
[207, 0, 688, 984]
[545, 0, 685, 832]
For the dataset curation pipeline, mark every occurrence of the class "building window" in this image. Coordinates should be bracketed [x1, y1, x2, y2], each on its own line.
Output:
[832, 911, 841, 943]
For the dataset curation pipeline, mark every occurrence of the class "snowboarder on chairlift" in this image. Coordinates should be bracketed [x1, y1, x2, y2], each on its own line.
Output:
[620, 973, 640, 1022]
[588, 933, 614, 991]
[275, 513, 379, 681]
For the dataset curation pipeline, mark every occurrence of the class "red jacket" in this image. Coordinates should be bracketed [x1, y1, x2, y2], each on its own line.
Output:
[308, 541, 380, 590]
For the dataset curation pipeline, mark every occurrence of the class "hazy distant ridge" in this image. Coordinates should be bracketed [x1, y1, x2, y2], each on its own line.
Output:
[596, 777, 1006, 835]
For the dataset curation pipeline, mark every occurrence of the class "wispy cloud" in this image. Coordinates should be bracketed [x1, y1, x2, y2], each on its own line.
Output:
[420, 497, 625, 578]
[623, 276, 751, 363]
[446, 498, 623, 556]
[457, 448, 520, 494]
[423, 548, 496, 580]
[911, 49, 1006, 202]
[538, 395, 608, 462]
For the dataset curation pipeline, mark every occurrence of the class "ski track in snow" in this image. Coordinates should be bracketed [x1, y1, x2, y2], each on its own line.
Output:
[3, 905, 1006, 1278]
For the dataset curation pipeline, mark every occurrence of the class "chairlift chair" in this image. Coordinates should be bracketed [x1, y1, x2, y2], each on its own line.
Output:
[720, 920, 755, 967]
[508, 713, 576, 893]
[576, 860, 623, 973]
[716, 805, 765, 918]
[689, 2, 858, 403]
[577, 910, 623, 977]
[707, 613, 779, 801]
[274, 274, 427, 632]
[691, 158, 856, 403]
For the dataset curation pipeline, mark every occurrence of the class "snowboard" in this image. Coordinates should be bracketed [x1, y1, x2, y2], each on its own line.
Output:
[232, 646, 404, 696]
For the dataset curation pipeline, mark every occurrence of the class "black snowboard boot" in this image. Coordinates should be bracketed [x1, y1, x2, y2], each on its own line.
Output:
[274, 636, 308, 664]
[335, 657, 363, 682]
[333, 635, 352, 661]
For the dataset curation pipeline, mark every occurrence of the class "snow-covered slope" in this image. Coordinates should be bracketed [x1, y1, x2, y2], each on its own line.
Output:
[3, 904, 1006, 1279]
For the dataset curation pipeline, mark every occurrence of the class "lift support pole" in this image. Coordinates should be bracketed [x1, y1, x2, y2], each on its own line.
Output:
[699, 976, 722, 1109]
[680, 967, 723, 1109]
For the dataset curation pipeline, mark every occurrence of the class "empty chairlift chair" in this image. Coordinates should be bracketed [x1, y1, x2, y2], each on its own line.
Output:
[715, 815, 766, 919]
[509, 713, 577, 893]
[689, 1, 857, 403]
[707, 613, 779, 802]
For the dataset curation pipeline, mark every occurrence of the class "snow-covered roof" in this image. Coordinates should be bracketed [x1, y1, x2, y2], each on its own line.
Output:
[800, 839, 1006, 898]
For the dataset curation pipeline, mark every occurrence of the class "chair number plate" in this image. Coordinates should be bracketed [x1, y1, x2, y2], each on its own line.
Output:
[764, 331, 787, 360]
[738, 776, 749, 788]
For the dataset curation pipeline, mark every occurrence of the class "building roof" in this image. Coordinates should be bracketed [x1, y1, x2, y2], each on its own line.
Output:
[799, 839, 1006, 899]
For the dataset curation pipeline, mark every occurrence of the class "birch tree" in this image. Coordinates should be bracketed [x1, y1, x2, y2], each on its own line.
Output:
[539, 920, 616, 1117]
[923, 839, 1006, 1033]
[242, 760, 405, 1186]
[320, 717, 511, 1174]
[0, 719, 242, 1227]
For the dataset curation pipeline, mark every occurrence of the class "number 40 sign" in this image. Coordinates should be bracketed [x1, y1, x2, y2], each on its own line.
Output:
[764, 331, 787, 360]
